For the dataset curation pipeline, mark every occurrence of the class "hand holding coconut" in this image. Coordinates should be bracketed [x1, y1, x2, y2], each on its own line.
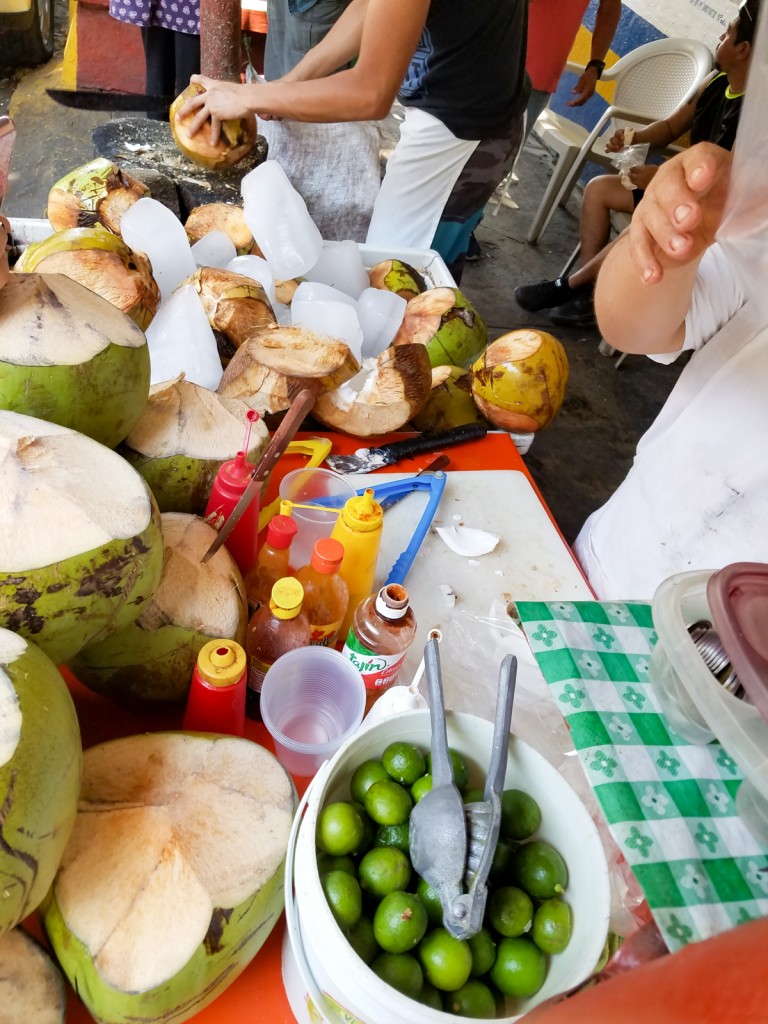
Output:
[173, 80, 257, 168]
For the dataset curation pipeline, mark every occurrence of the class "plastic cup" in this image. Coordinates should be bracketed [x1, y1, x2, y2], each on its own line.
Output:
[278, 467, 356, 571]
[261, 647, 365, 777]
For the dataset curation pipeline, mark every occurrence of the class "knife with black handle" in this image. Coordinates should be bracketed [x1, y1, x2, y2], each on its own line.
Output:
[325, 422, 488, 474]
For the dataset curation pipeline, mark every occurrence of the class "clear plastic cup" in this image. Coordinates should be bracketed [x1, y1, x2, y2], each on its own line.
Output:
[260, 647, 365, 777]
[278, 467, 357, 571]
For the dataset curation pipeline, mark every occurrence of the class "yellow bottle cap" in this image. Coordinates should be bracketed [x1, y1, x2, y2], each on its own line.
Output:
[340, 488, 383, 533]
[270, 577, 304, 619]
[196, 639, 247, 687]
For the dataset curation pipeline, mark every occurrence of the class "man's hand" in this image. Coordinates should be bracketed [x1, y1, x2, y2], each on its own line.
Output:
[604, 127, 626, 153]
[629, 142, 733, 284]
[567, 66, 599, 107]
[180, 76, 257, 145]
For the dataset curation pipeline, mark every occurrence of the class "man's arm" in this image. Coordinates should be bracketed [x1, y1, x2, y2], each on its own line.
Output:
[183, 0, 429, 139]
[604, 71, 716, 152]
[595, 143, 733, 354]
[568, 0, 621, 107]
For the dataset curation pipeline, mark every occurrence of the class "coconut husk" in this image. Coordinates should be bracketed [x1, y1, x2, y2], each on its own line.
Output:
[47, 158, 148, 233]
[368, 258, 427, 300]
[170, 84, 256, 171]
[185, 267, 275, 351]
[393, 287, 488, 368]
[185, 203, 262, 257]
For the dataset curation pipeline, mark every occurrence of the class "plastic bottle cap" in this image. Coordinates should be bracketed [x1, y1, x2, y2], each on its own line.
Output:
[217, 451, 256, 489]
[311, 537, 344, 574]
[196, 639, 248, 687]
[267, 514, 298, 550]
[341, 488, 382, 533]
[270, 577, 305, 619]
[375, 583, 410, 620]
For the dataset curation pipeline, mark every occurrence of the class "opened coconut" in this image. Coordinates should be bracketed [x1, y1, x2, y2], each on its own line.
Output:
[0, 928, 66, 1023]
[70, 513, 247, 705]
[471, 329, 569, 431]
[119, 377, 268, 514]
[43, 732, 296, 1024]
[185, 203, 262, 257]
[171, 84, 256, 171]
[368, 258, 427, 300]
[394, 287, 488, 368]
[0, 273, 150, 448]
[47, 158, 148, 234]
[0, 629, 81, 934]
[314, 343, 431, 436]
[15, 225, 160, 330]
[410, 365, 490, 432]
[186, 266, 275, 357]
[0, 412, 163, 663]
[218, 325, 359, 415]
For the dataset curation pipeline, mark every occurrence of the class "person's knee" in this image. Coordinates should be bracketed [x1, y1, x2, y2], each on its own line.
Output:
[582, 175, 618, 213]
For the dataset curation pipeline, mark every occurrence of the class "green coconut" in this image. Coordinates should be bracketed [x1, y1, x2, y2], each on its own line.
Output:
[0, 629, 82, 934]
[410, 365, 490, 433]
[0, 928, 67, 1022]
[46, 157, 148, 234]
[70, 513, 248, 705]
[0, 273, 150, 448]
[368, 259, 427, 301]
[393, 287, 488, 368]
[43, 732, 296, 1024]
[0, 411, 163, 664]
[119, 377, 269, 515]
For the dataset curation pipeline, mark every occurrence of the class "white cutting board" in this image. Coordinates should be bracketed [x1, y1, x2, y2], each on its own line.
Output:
[351, 469, 592, 683]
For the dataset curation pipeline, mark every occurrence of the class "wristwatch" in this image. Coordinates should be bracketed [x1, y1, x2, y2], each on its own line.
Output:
[586, 59, 606, 79]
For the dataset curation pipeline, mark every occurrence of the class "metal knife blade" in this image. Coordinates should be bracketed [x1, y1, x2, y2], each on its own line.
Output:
[325, 423, 488, 475]
[46, 89, 174, 112]
[379, 455, 450, 512]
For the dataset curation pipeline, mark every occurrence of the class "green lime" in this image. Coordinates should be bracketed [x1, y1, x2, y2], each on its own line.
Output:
[346, 915, 378, 964]
[411, 774, 433, 803]
[487, 885, 534, 938]
[382, 742, 427, 786]
[374, 822, 411, 853]
[467, 927, 497, 977]
[350, 758, 390, 804]
[363, 779, 413, 826]
[316, 853, 356, 876]
[373, 891, 428, 954]
[321, 869, 362, 930]
[416, 877, 444, 927]
[489, 837, 516, 883]
[490, 936, 547, 998]
[350, 801, 375, 854]
[426, 748, 469, 791]
[420, 982, 443, 1010]
[417, 927, 473, 992]
[463, 786, 485, 804]
[532, 897, 572, 954]
[371, 952, 424, 999]
[317, 801, 365, 856]
[443, 979, 497, 1018]
[358, 846, 412, 899]
[511, 841, 568, 899]
[501, 789, 542, 841]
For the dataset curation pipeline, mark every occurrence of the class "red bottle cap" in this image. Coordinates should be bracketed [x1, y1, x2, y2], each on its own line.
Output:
[311, 537, 344, 574]
[266, 514, 298, 550]
[218, 451, 255, 490]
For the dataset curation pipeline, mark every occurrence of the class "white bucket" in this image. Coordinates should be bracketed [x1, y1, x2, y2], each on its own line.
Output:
[282, 709, 611, 1024]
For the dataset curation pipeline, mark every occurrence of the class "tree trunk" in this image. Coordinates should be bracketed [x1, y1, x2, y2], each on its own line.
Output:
[200, 0, 242, 81]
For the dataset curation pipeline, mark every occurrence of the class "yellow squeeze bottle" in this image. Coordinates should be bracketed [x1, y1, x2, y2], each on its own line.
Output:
[331, 489, 383, 644]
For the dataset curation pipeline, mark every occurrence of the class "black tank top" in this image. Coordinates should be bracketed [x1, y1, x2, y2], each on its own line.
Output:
[691, 72, 743, 150]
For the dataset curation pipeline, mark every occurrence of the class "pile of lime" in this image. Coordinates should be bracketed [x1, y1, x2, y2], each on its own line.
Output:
[315, 741, 572, 1019]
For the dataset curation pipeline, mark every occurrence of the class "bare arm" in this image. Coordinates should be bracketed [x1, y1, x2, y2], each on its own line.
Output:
[595, 143, 733, 353]
[605, 71, 716, 152]
[183, 0, 429, 139]
[568, 0, 622, 106]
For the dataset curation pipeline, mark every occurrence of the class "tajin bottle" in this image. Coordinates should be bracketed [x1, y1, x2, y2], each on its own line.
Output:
[295, 537, 349, 648]
[243, 513, 298, 616]
[244, 577, 310, 720]
[341, 584, 417, 714]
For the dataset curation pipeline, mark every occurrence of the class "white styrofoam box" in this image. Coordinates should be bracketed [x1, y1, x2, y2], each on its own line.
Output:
[7, 217, 54, 250]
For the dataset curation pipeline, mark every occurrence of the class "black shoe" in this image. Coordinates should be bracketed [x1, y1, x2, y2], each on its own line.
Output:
[514, 276, 580, 312]
[465, 233, 483, 261]
[548, 293, 597, 329]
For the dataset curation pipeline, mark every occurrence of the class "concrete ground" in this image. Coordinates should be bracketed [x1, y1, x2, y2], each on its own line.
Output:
[1, 11, 685, 547]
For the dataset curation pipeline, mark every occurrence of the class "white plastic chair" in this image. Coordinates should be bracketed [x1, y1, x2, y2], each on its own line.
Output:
[525, 37, 713, 245]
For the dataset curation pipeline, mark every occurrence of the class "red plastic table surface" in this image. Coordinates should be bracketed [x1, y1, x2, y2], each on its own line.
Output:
[25, 429, 577, 1024]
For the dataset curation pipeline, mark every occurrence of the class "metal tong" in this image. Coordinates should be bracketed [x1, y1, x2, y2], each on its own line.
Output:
[409, 636, 517, 940]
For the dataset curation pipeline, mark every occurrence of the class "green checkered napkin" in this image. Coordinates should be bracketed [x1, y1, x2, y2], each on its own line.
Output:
[516, 600, 768, 952]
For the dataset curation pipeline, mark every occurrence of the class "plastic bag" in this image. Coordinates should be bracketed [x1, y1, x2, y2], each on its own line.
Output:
[611, 142, 650, 190]
[717, 5, 768, 318]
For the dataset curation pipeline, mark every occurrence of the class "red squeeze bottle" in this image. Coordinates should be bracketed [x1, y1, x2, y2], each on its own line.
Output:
[182, 639, 247, 737]
[204, 451, 259, 577]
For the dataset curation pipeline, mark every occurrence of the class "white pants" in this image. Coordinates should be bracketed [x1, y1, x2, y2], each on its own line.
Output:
[366, 108, 479, 252]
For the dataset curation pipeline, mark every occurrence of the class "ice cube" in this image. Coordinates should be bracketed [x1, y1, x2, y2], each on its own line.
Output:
[191, 230, 237, 268]
[241, 162, 323, 279]
[291, 299, 363, 362]
[305, 240, 370, 298]
[292, 280, 358, 309]
[146, 285, 223, 390]
[357, 287, 407, 359]
[227, 254, 277, 305]
[120, 197, 196, 301]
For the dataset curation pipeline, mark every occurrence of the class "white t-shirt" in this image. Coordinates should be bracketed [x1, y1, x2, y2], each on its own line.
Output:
[574, 244, 768, 600]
